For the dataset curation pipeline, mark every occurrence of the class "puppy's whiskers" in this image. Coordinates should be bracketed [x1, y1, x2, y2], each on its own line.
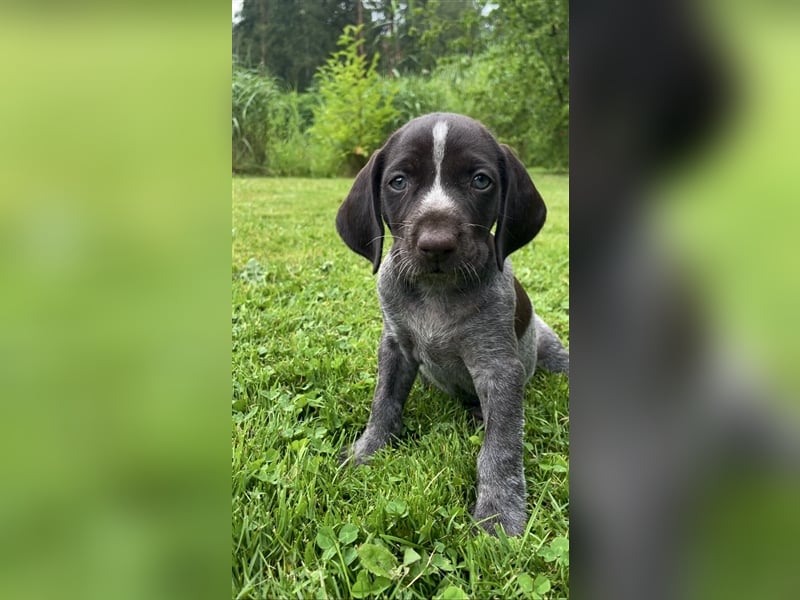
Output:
[394, 248, 418, 284]
[368, 234, 388, 247]
[464, 261, 480, 286]
[465, 222, 492, 233]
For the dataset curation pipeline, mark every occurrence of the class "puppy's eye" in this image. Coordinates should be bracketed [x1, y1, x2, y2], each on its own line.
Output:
[471, 173, 492, 190]
[388, 175, 407, 191]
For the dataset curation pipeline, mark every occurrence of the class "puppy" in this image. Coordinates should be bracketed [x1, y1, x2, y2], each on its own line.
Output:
[336, 113, 568, 535]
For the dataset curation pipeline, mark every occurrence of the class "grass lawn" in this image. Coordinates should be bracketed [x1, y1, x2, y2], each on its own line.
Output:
[232, 174, 569, 599]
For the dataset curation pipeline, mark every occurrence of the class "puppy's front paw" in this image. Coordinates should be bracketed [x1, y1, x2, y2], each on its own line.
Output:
[339, 444, 356, 466]
[472, 494, 527, 536]
[340, 429, 388, 466]
[339, 445, 371, 466]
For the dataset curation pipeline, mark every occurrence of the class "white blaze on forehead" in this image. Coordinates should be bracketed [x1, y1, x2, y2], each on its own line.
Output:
[432, 120, 449, 177]
[420, 120, 456, 212]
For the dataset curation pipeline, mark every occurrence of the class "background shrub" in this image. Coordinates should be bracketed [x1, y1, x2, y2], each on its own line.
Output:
[232, 63, 315, 176]
[308, 25, 398, 177]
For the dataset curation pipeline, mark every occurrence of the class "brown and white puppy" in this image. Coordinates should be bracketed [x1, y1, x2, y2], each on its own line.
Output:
[336, 112, 568, 535]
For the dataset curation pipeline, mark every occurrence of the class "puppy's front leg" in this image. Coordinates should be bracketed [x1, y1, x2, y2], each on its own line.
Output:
[345, 330, 419, 465]
[468, 356, 528, 536]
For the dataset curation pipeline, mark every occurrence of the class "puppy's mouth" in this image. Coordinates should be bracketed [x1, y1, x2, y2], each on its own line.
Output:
[416, 256, 483, 287]
[420, 258, 451, 273]
[416, 252, 460, 275]
[420, 268, 453, 281]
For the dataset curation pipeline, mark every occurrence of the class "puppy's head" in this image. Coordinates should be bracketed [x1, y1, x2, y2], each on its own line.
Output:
[336, 113, 547, 279]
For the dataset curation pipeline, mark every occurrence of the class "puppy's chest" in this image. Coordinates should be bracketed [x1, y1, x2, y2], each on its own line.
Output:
[384, 295, 468, 361]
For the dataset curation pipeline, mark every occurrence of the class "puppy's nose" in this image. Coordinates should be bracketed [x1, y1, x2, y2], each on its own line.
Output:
[417, 229, 458, 257]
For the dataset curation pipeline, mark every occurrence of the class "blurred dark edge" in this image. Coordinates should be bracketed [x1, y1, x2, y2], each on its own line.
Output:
[571, 1, 800, 599]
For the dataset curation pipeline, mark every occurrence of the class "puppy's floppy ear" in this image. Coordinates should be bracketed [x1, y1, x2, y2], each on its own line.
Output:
[495, 144, 547, 270]
[335, 148, 385, 273]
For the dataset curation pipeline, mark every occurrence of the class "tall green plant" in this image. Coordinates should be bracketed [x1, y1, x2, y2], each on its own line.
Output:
[309, 25, 398, 176]
[232, 64, 275, 173]
[232, 61, 314, 175]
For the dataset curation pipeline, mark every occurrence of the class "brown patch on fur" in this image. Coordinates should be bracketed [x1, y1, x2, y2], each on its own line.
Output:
[513, 277, 532, 339]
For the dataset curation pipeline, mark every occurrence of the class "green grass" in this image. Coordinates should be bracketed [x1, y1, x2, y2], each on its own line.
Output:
[232, 174, 569, 599]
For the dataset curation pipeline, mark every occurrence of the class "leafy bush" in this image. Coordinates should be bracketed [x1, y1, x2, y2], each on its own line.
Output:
[414, 51, 567, 171]
[263, 89, 316, 177]
[471, 51, 567, 170]
[390, 72, 461, 128]
[308, 25, 398, 176]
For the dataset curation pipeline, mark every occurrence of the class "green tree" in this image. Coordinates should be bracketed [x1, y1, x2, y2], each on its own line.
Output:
[233, 0, 362, 90]
[407, 0, 489, 71]
[480, 0, 569, 167]
[309, 25, 398, 176]
[364, 0, 489, 75]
